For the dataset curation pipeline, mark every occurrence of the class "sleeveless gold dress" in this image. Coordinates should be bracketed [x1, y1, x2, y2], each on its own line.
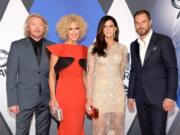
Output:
[87, 43, 127, 135]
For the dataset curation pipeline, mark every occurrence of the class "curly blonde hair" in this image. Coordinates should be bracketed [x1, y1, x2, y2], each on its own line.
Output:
[24, 13, 48, 37]
[56, 14, 87, 40]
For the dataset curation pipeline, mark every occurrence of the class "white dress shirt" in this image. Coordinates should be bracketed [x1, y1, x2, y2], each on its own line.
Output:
[137, 29, 153, 65]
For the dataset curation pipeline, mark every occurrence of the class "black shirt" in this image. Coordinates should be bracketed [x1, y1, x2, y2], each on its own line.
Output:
[29, 37, 43, 65]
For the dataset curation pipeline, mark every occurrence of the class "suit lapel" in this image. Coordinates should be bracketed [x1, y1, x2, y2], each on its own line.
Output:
[143, 32, 157, 65]
[39, 39, 48, 68]
[134, 41, 143, 68]
[24, 38, 39, 68]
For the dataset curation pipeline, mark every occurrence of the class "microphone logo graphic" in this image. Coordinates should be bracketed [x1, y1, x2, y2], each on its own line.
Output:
[171, 0, 180, 18]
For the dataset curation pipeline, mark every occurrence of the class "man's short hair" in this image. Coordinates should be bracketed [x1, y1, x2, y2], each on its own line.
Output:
[133, 9, 151, 20]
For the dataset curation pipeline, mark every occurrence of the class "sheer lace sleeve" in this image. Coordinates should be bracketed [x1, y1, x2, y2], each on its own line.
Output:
[86, 45, 95, 103]
[120, 45, 128, 79]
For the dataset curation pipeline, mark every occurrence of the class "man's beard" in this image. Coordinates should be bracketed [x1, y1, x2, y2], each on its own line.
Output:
[137, 28, 150, 37]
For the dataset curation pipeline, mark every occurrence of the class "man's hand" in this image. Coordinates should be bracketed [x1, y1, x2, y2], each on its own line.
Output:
[163, 98, 175, 112]
[128, 99, 136, 112]
[9, 105, 19, 114]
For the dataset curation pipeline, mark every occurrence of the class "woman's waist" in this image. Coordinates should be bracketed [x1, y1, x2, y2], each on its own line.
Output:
[94, 73, 122, 79]
[58, 72, 84, 78]
[94, 69, 120, 76]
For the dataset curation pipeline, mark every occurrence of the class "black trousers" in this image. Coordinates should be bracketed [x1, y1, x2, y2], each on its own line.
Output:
[136, 97, 167, 135]
[16, 103, 51, 135]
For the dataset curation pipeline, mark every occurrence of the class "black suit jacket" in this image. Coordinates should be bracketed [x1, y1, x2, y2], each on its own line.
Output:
[128, 32, 178, 105]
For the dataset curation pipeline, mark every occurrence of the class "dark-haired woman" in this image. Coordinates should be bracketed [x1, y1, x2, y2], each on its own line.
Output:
[86, 15, 127, 135]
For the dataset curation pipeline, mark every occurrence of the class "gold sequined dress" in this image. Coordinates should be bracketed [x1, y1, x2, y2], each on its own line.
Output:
[87, 43, 127, 135]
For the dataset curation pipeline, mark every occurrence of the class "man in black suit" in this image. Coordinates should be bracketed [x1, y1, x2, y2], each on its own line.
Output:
[6, 14, 54, 135]
[128, 10, 178, 135]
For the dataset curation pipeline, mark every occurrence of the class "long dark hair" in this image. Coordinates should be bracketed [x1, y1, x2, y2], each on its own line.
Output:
[92, 15, 119, 57]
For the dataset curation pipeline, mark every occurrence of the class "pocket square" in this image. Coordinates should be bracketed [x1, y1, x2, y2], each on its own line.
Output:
[152, 46, 157, 51]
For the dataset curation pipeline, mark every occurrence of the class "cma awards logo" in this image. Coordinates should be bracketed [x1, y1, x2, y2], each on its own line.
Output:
[172, 0, 180, 18]
[0, 49, 8, 77]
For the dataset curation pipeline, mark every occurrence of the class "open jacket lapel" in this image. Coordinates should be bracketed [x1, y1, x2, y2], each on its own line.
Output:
[39, 39, 49, 69]
[24, 37, 39, 68]
[134, 41, 143, 68]
[143, 32, 157, 66]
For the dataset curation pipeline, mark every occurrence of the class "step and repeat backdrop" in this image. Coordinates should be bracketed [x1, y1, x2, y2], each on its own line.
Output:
[0, 0, 180, 135]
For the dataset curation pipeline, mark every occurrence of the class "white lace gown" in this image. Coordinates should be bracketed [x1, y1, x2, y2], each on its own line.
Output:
[87, 43, 127, 135]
